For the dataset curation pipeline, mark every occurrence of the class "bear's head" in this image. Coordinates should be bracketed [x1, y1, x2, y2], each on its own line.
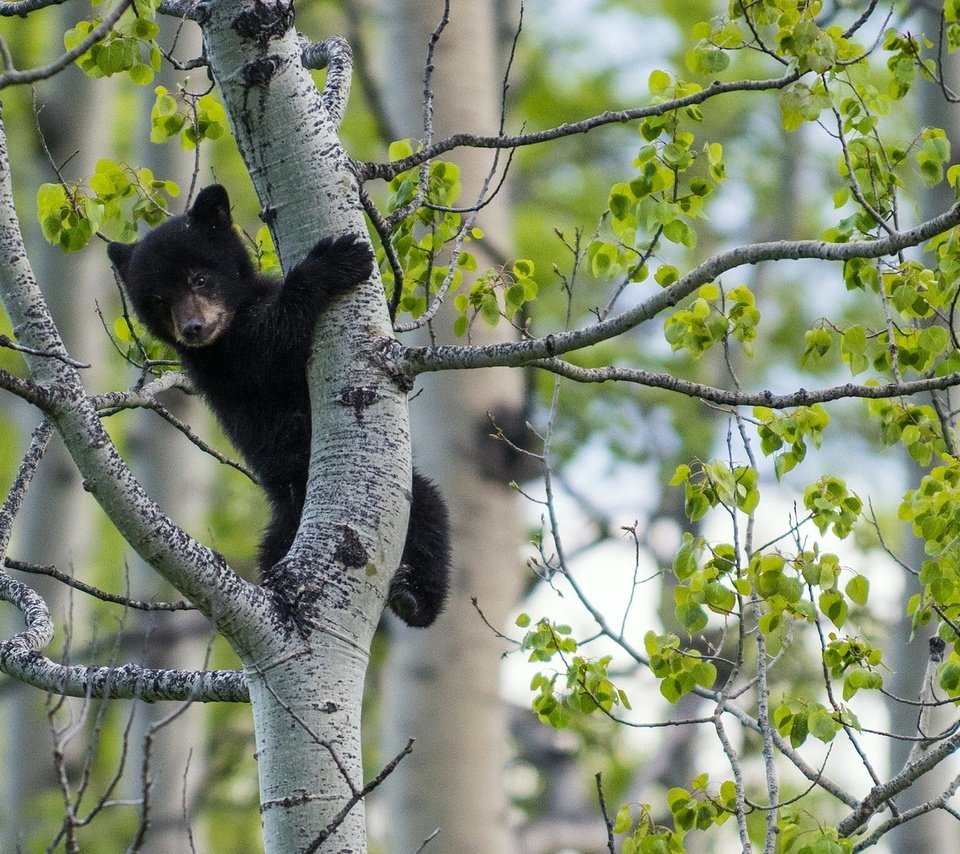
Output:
[107, 185, 256, 348]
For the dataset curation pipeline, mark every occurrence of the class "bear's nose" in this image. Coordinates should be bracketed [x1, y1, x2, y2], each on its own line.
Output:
[181, 318, 206, 340]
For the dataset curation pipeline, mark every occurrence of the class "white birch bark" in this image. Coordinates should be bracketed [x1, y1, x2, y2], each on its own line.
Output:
[196, 4, 410, 850]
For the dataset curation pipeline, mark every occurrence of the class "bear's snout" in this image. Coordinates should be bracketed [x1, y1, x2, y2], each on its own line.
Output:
[171, 294, 230, 347]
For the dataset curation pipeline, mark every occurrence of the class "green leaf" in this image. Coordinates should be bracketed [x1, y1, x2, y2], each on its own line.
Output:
[648, 69, 672, 95]
[940, 660, 960, 693]
[512, 258, 534, 278]
[686, 47, 730, 74]
[840, 325, 868, 374]
[388, 138, 415, 160]
[663, 219, 697, 248]
[819, 589, 849, 628]
[613, 804, 633, 834]
[129, 63, 154, 85]
[808, 708, 840, 743]
[845, 575, 869, 606]
[675, 601, 708, 634]
[130, 17, 160, 40]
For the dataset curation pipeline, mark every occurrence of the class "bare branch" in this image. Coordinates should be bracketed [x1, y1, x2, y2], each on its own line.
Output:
[0, 572, 247, 702]
[851, 772, 960, 851]
[357, 71, 803, 181]
[303, 738, 416, 854]
[397, 202, 960, 375]
[92, 372, 256, 478]
[136, 398, 257, 480]
[531, 359, 960, 409]
[91, 370, 193, 410]
[714, 707, 752, 848]
[838, 716, 960, 836]
[300, 36, 352, 129]
[131, 691, 207, 848]
[0, 420, 53, 559]
[5, 558, 197, 612]
[0, 332, 89, 368]
[0, 364, 54, 407]
[0, 0, 68, 16]
[157, 0, 200, 19]
[594, 772, 615, 854]
[840, 0, 883, 38]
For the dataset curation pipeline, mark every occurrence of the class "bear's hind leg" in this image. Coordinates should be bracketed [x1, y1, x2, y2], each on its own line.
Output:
[388, 472, 451, 628]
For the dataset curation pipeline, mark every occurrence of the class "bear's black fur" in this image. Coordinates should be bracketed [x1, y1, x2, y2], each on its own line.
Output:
[107, 184, 450, 627]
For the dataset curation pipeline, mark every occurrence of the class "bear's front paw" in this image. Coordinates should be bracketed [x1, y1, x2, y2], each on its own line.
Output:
[305, 234, 375, 294]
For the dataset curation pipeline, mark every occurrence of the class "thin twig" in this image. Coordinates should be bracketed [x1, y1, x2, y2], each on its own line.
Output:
[595, 772, 616, 854]
[5, 558, 197, 611]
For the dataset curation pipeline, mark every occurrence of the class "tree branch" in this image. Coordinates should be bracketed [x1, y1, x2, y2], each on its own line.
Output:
[357, 71, 803, 181]
[530, 359, 960, 409]
[0, 420, 53, 559]
[0, 332, 89, 368]
[0, 364, 55, 407]
[0, 0, 134, 89]
[0, 0, 67, 15]
[303, 738, 416, 854]
[301, 35, 352, 129]
[851, 772, 960, 852]
[157, 0, 200, 19]
[90, 370, 193, 411]
[594, 772, 615, 854]
[396, 202, 960, 375]
[0, 571, 247, 701]
[5, 558, 197, 612]
[838, 720, 960, 836]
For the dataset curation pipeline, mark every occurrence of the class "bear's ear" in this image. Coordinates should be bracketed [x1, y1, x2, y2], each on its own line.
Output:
[107, 240, 136, 278]
[189, 184, 232, 227]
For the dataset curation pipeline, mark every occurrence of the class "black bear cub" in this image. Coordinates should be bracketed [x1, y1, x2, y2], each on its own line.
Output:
[107, 184, 450, 627]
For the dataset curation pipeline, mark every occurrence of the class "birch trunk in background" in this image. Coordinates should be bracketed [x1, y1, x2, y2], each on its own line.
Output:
[1, 35, 115, 847]
[376, 1, 524, 850]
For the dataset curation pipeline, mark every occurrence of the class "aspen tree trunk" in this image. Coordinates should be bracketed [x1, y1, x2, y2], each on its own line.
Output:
[377, 1, 524, 850]
[197, 5, 406, 850]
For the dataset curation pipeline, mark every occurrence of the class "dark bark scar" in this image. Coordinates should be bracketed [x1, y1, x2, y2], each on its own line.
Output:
[333, 523, 368, 569]
[232, 0, 294, 46]
[337, 386, 379, 423]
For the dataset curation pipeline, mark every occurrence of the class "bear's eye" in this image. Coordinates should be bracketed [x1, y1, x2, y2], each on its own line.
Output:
[194, 273, 208, 289]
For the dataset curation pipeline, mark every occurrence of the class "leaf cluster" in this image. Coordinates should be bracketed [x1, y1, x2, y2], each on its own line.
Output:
[37, 159, 178, 251]
[612, 774, 735, 853]
[516, 614, 631, 730]
[150, 85, 228, 149]
[65, 0, 163, 86]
